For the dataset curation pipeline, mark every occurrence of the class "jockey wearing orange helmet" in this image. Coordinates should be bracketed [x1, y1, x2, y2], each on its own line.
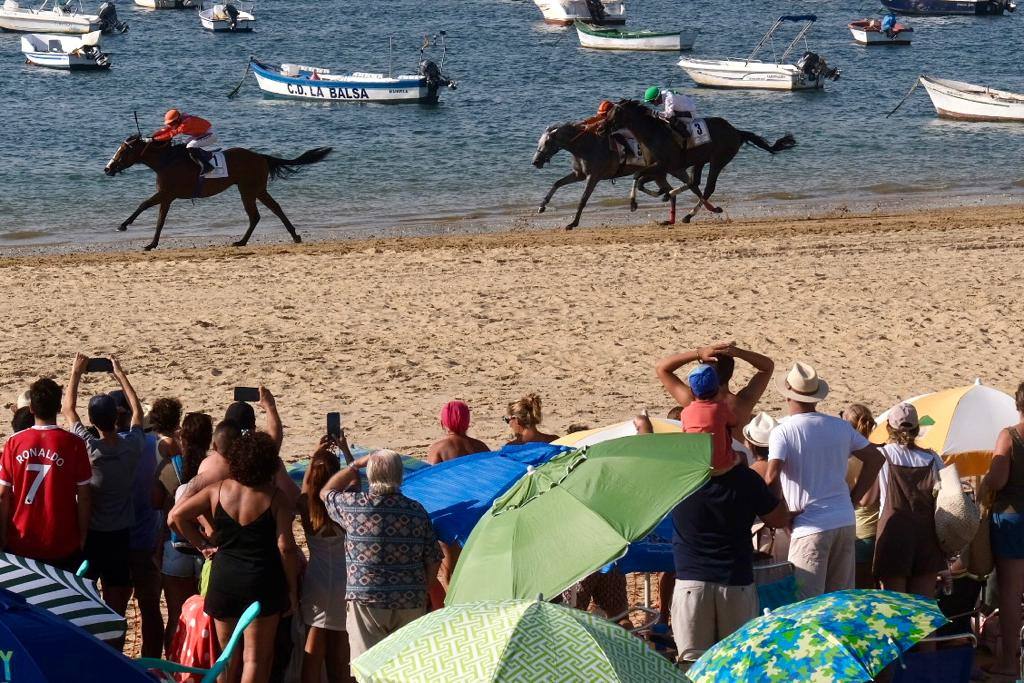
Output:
[581, 99, 615, 130]
[153, 109, 219, 174]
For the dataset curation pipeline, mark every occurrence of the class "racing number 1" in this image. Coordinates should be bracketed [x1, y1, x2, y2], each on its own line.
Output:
[24, 464, 51, 505]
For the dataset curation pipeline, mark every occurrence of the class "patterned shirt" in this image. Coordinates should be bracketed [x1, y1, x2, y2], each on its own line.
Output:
[325, 490, 442, 609]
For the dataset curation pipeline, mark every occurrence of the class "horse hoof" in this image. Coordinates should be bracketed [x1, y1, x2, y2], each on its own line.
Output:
[661, 194, 671, 203]
[143, 243, 156, 251]
[232, 240, 248, 247]
[564, 224, 577, 231]
[659, 220, 676, 227]
[629, 202, 637, 213]
[292, 234, 302, 244]
[117, 223, 128, 232]
[711, 207, 723, 214]
[682, 216, 693, 224]
[537, 206, 546, 214]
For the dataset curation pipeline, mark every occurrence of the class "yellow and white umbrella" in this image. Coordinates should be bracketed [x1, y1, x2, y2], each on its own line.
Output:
[871, 380, 1018, 477]
[555, 417, 751, 460]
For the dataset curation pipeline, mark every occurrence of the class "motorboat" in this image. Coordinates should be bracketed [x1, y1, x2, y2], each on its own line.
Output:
[677, 15, 839, 90]
[533, 0, 625, 25]
[881, 0, 1014, 15]
[919, 75, 1024, 121]
[0, 0, 101, 33]
[849, 17, 913, 45]
[574, 20, 694, 51]
[199, 0, 253, 31]
[133, 0, 196, 9]
[251, 59, 456, 104]
[21, 30, 109, 68]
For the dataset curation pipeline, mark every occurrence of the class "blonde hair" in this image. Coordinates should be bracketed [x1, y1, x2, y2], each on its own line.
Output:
[366, 449, 403, 495]
[507, 393, 543, 428]
[842, 404, 875, 438]
[886, 423, 920, 448]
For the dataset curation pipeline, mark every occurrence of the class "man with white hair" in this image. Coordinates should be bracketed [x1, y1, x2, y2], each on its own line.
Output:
[321, 449, 442, 658]
[765, 361, 884, 600]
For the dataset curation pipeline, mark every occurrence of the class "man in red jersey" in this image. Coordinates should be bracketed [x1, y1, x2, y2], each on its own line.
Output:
[0, 376, 92, 569]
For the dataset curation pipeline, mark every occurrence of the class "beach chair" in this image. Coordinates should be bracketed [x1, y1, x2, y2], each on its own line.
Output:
[889, 633, 976, 683]
[753, 560, 799, 613]
[136, 601, 261, 683]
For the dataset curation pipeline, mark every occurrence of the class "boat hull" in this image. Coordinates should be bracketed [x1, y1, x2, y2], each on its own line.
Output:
[576, 26, 694, 50]
[24, 51, 108, 69]
[533, 0, 625, 25]
[849, 21, 913, 45]
[678, 58, 824, 90]
[134, 0, 196, 9]
[880, 0, 1013, 15]
[920, 76, 1024, 122]
[252, 64, 437, 103]
[0, 12, 99, 33]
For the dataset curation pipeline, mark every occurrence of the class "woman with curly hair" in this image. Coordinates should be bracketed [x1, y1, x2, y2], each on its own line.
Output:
[155, 411, 213, 652]
[169, 431, 299, 683]
[149, 397, 183, 460]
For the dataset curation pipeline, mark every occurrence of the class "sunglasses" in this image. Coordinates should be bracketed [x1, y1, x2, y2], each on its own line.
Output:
[503, 415, 516, 425]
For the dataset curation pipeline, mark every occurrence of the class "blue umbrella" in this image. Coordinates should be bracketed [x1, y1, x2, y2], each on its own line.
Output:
[0, 587, 152, 682]
[403, 442, 568, 545]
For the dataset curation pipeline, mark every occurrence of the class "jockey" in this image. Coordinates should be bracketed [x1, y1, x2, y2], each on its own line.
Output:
[581, 99, 615, 129]
[153, 109, 219, 174]
[644, 86, 696, 146]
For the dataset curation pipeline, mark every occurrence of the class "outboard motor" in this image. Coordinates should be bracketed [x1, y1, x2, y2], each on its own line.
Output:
[419, 59, 456, 104]
[97, 1, 128, 33]
[584, 0, 607, 22]
[224, 3, 239, 30]
[796, 51, 840, 82]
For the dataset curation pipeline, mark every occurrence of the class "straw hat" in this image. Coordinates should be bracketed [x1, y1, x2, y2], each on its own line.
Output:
[934, 463, 981, 557]
[15, 391, 30, 410]
[776, 361, 830, 403]
[742, 412, 779, 448]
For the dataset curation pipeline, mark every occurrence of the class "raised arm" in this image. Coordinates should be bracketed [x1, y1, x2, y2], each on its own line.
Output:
[319, 456, 367, 503]
[259, 386, 283, 451]
[729, 346, 775, 416]
[111, 357, 144, 429]
[655, 342, 734, 407]
[61, 353, 88, 426]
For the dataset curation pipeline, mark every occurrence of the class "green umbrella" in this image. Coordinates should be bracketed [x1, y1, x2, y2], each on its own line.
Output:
[352, 598, 684, 682]
[446, 433, 711, 605]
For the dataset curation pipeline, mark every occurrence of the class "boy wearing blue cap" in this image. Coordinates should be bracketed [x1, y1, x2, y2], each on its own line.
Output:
[681, 364, 738, 471]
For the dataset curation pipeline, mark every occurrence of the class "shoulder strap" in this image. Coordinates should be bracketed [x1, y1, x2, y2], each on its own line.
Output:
[170, 454, 185, 483]
[1008, 426, 1024, 452]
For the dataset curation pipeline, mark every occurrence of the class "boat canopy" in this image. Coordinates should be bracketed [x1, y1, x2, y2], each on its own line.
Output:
[778, 14, 817, 22]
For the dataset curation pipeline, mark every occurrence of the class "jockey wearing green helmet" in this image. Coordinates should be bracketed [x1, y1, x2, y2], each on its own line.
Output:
[643, 86, 661, 104]
[642, 85, 698, 147]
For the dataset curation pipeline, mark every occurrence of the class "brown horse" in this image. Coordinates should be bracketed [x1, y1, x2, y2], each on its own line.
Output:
[104, 135, 332, 250]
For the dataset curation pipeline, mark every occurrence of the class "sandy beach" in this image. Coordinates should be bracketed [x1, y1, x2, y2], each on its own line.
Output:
[2, 203, 1023, 463]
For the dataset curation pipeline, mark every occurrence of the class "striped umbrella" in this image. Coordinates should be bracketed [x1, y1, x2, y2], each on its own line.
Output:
[0, 552, 126, 641]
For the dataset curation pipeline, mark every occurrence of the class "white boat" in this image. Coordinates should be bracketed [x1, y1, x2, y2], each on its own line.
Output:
[21, 29, 109, 68]
[133, 0, 195, 9]
[920, 75, 1024, 122]
[199, 0, 253, 31]
[533, 0, 625, 25]
[0, 0, 101, 33]
[574, 20, 693, 51]
[849, 18, 913, 45]
[251, 59, 455, 104]
[678, 15, 839, 91]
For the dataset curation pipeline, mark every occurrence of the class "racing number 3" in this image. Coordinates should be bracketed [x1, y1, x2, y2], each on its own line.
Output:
[24, 464, 51, 505]
[693, 122, 704, 136]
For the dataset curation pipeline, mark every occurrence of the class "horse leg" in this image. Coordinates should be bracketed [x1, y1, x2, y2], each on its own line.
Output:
[539, 172, 582, 214]
[143, 200, 172, 251]
[119, 192, 163, 232]
[566, 176, 599, 230]
[682, 165, 706, 224]
[699, 161, 728, 215]
[233, 191, 261, 247]
[257, 190, 301, 244]
[669, 165, 719, 213]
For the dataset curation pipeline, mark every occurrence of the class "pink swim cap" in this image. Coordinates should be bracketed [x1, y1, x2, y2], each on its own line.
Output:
[440, 400, 471, 435]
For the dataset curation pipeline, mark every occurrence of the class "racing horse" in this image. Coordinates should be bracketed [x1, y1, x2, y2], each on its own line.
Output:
[601, 100, 796, 223]
[104, 135, 332, 250]
[533, 122, 680, 230]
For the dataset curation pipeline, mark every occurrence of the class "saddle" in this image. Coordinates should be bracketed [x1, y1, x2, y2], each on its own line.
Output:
[664, 117, 712, 151]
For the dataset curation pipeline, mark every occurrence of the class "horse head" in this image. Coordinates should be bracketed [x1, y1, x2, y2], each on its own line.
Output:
[104, 134, 148, 176]
[532, 123, 566, 168]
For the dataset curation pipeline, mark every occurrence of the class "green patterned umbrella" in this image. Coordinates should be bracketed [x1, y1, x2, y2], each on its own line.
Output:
[446, 433, 711, 605]
[351, 599, 684, 682]
[687, 589, 948, 683]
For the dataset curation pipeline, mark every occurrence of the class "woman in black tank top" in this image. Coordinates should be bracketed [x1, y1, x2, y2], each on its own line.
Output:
[169, 431, 299, 683]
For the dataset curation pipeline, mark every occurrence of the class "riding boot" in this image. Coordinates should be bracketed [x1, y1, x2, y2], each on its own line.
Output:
[189, 148, 214, 174]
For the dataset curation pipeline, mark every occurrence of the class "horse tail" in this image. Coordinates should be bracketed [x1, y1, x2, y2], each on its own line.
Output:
[738, 130, 796, 154]
[262, 147, 333, 180]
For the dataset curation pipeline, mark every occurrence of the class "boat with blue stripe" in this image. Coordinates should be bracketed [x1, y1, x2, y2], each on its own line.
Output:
[250, 57, 455, 104]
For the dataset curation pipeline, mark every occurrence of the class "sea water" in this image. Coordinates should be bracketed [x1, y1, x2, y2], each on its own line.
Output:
[0, 0, 1022, 248]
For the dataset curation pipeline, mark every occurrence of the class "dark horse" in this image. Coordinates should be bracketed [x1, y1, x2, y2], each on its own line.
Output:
[602, 100, 796, 223]
[533, 122, 680, 230]
[104, 135, 332, 250]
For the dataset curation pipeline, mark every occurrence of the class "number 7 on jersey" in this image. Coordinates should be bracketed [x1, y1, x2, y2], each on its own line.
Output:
[24, 464, 51, 505]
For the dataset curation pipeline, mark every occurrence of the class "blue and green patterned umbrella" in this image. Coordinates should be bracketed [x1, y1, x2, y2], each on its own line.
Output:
[687, 589, 948, 683]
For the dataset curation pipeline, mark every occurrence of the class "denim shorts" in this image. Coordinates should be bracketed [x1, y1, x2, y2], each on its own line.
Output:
[161, 539, 204, 578]
[991, 512, 1024, 560]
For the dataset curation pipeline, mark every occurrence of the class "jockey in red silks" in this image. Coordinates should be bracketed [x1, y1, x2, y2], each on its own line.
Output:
[153, 109, 219, 174]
